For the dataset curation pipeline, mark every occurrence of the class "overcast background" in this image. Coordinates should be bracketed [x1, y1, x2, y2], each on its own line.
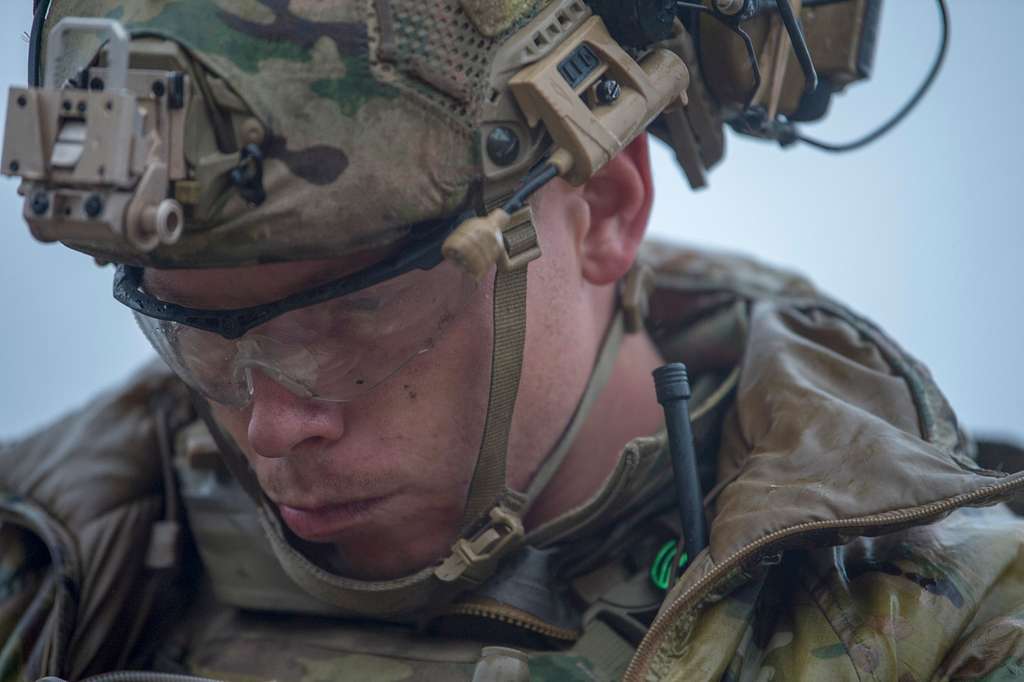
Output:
[0, 1, 1020, 443]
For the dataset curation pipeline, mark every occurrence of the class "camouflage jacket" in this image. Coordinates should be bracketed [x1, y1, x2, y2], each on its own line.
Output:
[2, 244, 1024, 681]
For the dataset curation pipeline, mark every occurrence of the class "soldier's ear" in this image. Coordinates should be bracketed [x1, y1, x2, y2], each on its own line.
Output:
[576, 133, 653, 286]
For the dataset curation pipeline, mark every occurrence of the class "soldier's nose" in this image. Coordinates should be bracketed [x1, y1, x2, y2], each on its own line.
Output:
[246, 369, 346, 459]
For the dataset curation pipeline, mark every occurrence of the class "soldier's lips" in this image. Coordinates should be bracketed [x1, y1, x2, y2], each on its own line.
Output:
[276, 496, 388, 540]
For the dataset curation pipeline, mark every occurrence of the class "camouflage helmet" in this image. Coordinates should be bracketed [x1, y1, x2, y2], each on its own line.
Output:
[24, 0, 556, 267]
[5, 0, 885, 269]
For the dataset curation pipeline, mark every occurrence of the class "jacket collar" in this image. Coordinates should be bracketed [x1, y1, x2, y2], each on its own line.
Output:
[643, 241, 1015, 568]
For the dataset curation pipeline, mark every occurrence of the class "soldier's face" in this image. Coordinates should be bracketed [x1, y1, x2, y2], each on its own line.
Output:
[144, 181, 602, 581]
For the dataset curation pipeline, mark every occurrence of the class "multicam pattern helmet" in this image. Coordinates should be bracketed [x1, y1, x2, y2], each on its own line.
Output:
[5, 0, 884, 268]
[30, 0, 540, 267]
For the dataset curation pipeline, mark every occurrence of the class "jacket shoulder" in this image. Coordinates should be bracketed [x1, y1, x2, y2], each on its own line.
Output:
[0, 360, 190, 527]
[774, 505, 1024, 680]
[640, 239, 819, 300]
[652, 504, 1024, 681]
[0, 361, 194, 679]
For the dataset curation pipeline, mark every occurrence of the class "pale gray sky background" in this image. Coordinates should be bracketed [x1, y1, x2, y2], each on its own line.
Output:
[0, 1, 1021, 443]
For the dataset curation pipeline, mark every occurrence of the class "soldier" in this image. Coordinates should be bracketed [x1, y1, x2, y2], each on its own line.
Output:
[2, 1, 1024, 681]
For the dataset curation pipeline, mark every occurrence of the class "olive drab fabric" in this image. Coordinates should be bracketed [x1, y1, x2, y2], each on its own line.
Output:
[0, 364, 194, 679]
[3, 245, 1024, 680]
[637, 507, 1024, 681]
[40, 0, 552, 268]
[626, 244, 1024, 680]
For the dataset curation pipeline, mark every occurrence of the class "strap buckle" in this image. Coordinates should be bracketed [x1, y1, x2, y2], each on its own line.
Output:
[441, 207, 540, 279]
[435, 505, 525, 584]
[498, 208, 541, 272]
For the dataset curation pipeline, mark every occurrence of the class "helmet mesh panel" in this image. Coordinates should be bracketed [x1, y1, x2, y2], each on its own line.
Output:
[368, 0, 540, 129]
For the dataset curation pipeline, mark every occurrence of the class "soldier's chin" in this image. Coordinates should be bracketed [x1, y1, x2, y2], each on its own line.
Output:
[276, 496, 389, 542]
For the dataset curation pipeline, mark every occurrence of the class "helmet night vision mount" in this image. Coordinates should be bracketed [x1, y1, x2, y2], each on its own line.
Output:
[4, 17, 192, 253]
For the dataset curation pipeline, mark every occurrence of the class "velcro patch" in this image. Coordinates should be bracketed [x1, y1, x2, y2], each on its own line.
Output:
[460, 0, 542, 37]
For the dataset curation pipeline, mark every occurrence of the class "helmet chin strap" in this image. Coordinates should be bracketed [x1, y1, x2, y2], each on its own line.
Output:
[433, 206, 538, 584]
[192, 208, 540, 618]
[193, 208, 649, 618]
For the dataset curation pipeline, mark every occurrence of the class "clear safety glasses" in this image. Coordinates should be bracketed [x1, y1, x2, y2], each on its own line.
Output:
[114, 216, 479, 406]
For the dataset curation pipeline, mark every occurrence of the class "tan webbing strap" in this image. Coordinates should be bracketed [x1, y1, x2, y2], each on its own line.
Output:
[460, 209, 537, 530]
[523, 309, 625, 510]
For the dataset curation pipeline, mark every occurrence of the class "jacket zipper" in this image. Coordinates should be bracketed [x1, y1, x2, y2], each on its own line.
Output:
[622, 473, 1024, 681]
[439, 600, 579, 641]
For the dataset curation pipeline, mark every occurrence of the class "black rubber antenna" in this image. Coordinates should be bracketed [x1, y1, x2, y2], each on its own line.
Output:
[653, 363, 707, 571]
